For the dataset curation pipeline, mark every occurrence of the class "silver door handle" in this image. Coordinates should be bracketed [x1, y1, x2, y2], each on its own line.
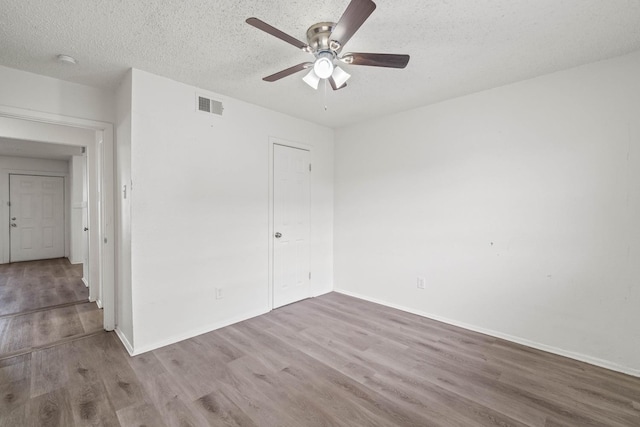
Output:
[10, 223, 17, 227]
[275, 232, 282, 238]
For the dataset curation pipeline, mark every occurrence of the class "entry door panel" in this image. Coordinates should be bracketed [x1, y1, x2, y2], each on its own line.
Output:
[273, 145, 310, 308]
[10, 175, 65, 262]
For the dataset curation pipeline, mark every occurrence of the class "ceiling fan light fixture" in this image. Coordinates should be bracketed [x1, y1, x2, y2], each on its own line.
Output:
[331, 66, 351, 88]
[313, 52, 334, 79]
[303, 69, 320, 89]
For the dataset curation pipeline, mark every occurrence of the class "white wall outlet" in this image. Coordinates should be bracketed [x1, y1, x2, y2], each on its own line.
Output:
[215, 287, 224, 300]
[417, 277, 426, 289]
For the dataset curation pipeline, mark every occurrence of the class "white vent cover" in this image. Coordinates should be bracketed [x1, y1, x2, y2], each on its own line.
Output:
[196, 94, 224, 116]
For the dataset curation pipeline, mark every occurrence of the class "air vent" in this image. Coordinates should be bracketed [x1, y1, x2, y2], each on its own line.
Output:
[196, 94, 224, 116]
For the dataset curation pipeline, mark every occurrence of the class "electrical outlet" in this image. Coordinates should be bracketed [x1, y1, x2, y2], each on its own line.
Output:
[215, 287, 224, 300]
[417, 277, 426, 290]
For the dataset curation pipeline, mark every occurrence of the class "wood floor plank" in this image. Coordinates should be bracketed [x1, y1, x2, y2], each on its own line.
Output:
[116, 401, 168, 427]
[205, 357, 303, 427]
[0, 314, 33, 354]
[142, 373, 210, 427]
[30, 344, 70, 398]
[75, 303, 103, 332]
[86, 334, 146, 412]
[0, 378, 30, 418]
[26, 387, 74, 427]
[154, 336, 233, 402]
[127, 352, 210, 427]
[0, 403, 26, 427]
[194, 387, 258, 427]
[227, 354, 346, 427]
[67, 380, 120, 426]
[0, 353, 31, 386]
[33, 305, 86, 347]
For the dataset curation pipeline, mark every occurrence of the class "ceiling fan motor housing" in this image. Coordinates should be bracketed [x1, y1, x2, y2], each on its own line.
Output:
[306, 22, 339, 55]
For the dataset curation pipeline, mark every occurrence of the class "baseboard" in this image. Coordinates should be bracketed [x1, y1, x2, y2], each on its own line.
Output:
[95, 298, 103, 309]
[115, 328, 135, 356]
[312, 288, 333, 298]
[334, 289, 640, 378]
[129, 307, 271, 356]
[81, 277, 89, 288]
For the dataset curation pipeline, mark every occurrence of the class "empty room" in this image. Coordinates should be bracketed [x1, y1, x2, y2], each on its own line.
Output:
[1, 0, 639, 426]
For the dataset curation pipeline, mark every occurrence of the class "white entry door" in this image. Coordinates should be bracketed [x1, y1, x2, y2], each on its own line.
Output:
[9, 175, 65, 262]
[273, 144, 311, 308]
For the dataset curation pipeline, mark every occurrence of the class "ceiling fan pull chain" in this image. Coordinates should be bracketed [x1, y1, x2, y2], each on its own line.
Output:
[324, 79, 328, 111]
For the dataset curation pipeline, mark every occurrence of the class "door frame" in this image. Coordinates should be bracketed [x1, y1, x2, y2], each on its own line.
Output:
[267, 137, 312, 310]
[0, 105, 115, 331]
[8, 173, 66, 263]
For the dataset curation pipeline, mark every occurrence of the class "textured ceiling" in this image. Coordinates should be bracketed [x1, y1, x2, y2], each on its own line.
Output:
[1, 0, 640, 128]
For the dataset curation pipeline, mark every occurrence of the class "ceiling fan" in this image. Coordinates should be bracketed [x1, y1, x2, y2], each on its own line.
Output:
[246, 0, 410, 91]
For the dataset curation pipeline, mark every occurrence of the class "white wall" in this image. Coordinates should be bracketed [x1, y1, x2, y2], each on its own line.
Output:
[334, 51, 640, 375]
[127, 69, 334, 353]
[0, 156, 69, 263]
[0, 65, 115, 123]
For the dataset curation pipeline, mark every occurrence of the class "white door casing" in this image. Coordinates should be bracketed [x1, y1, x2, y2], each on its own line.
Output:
[9, 174, 65, 262]
[273, 144, 311, 308]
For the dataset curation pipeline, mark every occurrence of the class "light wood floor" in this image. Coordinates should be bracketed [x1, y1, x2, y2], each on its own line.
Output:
[0, 259, 102, 360]
[0, 293, 640, 427]
[1, 292, 639, 426]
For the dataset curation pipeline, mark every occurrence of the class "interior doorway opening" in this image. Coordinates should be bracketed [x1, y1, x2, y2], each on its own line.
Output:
[0, 106, 115, 331]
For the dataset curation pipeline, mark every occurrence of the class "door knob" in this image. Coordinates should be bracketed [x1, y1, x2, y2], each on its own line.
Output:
[275, 232, 282, 239]
[10, 223, 17, 227]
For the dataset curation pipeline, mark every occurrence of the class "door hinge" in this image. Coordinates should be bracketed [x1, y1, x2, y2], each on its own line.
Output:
[6, 201, 10, 207]
[309, 164, 311, 172]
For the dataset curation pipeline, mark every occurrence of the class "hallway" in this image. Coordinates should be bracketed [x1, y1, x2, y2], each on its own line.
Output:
[0, 258, 102, 359]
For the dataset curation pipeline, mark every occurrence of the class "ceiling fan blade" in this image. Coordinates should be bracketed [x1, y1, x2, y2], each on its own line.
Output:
[246, 17, 310, 51]
[263, 63, 313, 82]
[329, 77, 347, 90]
[341, 53, 410, 68]
[330, 0, 377, 47]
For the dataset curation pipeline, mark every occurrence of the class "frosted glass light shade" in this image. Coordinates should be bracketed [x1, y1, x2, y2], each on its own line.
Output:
[313, 56, 334, 79]
[331, 66, 351, 88]
[302, 69, 320, 89]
